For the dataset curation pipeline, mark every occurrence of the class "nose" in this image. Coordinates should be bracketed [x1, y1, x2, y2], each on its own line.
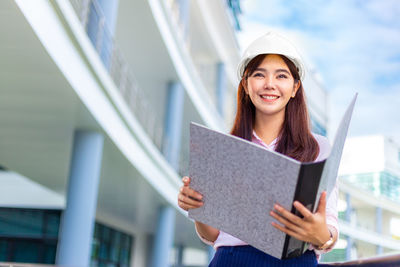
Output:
[263, 75, 275, 89]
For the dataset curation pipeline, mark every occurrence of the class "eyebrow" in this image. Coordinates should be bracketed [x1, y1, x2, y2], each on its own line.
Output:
[254, 68, 291, 75]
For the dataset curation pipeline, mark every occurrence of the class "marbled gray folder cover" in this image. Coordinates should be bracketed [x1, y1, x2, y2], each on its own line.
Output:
[188, 94, 357, 259]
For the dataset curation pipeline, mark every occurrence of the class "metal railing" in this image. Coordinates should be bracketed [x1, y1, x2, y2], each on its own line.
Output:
[164, 0, 220, 110]
[319, 253, 400, 266]
[2, 253, 400, 267]
[0, 264, 53, 267]
[69, 0, 164, 150]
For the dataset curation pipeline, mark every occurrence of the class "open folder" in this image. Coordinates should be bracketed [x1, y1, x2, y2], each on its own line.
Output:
[188, 94, 357, 259]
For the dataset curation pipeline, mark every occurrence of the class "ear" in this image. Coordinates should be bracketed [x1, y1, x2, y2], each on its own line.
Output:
[291, 81, 300, 98]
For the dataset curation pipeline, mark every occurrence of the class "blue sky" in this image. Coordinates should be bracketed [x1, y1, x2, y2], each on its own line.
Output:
[237, 0, 400, 143]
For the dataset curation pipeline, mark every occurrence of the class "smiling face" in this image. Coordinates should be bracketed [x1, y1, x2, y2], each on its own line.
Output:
[245, 54, 300, 121]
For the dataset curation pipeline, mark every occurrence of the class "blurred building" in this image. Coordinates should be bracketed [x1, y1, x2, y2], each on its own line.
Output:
[0, 0, 329, 266]
[321, 135, 400, 262]
[0, 0, 240, 266]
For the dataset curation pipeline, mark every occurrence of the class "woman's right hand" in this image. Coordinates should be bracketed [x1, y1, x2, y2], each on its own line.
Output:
[178, 177, 219, 242]
[177, 176, 203, 211]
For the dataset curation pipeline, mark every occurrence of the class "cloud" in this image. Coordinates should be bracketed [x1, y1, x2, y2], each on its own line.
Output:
[239, 0, 400, 143]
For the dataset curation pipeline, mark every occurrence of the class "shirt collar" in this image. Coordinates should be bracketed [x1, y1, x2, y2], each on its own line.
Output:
[252, 130, 278, 150]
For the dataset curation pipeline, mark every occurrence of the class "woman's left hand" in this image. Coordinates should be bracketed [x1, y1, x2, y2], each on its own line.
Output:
[269, 191, 331, 248]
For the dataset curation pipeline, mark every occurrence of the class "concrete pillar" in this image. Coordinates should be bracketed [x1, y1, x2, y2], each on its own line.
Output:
[346, 235, 353, 261]
[56, 130, 104, 267]
[216, 62, 226, 117]
[163, 82, 184, 170]
[86, 0, 119, 68]
[176, 244, 184, 267]
[345, 193, 353, 261]
[151, 206, 176, 267]
[345, 193, 351, 223]
[376, 206, 383, 254]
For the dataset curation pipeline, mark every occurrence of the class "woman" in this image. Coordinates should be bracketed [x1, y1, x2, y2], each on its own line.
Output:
[178, 32, 338, 266]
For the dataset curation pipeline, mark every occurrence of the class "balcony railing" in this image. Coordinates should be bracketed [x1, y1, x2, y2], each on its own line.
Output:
[2, 253, 400, 267]
[226, 0, 242, 31]
[0, 264, 53, 267]
[341, 172, 400, 203]
[69, 0, 164, 150]
[319, 253, 400, 266]
[164, 0, 220, 110]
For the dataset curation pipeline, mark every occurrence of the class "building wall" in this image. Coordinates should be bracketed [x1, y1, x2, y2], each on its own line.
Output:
[323, 136, 400, 263]
[0, 0, 241, 266]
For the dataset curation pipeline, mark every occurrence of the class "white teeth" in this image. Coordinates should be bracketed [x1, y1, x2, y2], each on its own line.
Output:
[261, 95, 278, 100]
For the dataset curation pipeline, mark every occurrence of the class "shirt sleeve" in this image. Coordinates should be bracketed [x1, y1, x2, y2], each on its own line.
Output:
[195, 224, 216, 246]
[309, 181, 339, 257]
[308, 134, 340, 257]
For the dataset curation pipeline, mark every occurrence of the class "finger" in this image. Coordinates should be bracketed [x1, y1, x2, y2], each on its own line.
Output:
[181, 186, 203, 201]
[293, 201, 313, 220]
[178, 200, 199, 211]
[316, 191, 327, 215]
[273, 204, 303, 226]
[182, 176, 190, 186]
[270, 210, 304, 233]
[178, 199, 200, 211]
[271, 221, 305, 242]
[178, 193, 203, 207]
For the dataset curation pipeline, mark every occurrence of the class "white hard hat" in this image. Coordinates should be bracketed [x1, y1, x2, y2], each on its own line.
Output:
[237, 31, 305, 81]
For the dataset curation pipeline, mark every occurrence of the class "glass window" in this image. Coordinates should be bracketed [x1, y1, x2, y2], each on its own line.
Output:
[0, 208, 60, 263]
[0, 208, 133, 266]
[342, 171, 400, 202]
[102, 225, 111, 242]
[0, 240, 8, 261]
[91, 223, 133, 267]
[99, 243, 109, 260]
[44, 211, 60, 238]
[320, 248, 346, 262]
[91, 238, 100, 260]
[379, 171, 400, 201]
[11, 240, 41, 263]
[0, 209, 43, 238]
[110, 232, 120, 261]
[43, 242, 57, 264]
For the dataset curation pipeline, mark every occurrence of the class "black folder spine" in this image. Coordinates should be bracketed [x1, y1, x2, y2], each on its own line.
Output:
[281, 160, 326, 259]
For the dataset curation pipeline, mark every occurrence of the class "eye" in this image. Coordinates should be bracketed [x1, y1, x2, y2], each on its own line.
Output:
[277, 73, 288, 79]
[252, 72, 264, 78]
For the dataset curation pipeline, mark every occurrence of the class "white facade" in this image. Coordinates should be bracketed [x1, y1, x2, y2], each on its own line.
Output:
[322, 135, 400, 262]
[0, 0, 240, 266]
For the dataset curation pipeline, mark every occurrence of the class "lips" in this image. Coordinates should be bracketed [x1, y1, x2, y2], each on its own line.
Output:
[260, 94, 280, 102]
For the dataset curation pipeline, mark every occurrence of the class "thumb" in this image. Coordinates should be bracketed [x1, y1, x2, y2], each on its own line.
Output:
[316, 191, 327, 214]
[182, 176, 191, 186]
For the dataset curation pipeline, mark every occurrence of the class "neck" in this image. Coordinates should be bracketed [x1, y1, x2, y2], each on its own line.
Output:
[253, 111, 285, 146]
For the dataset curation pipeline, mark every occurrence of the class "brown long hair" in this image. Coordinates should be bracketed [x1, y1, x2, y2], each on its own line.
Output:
[230, 54, 319, 162]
